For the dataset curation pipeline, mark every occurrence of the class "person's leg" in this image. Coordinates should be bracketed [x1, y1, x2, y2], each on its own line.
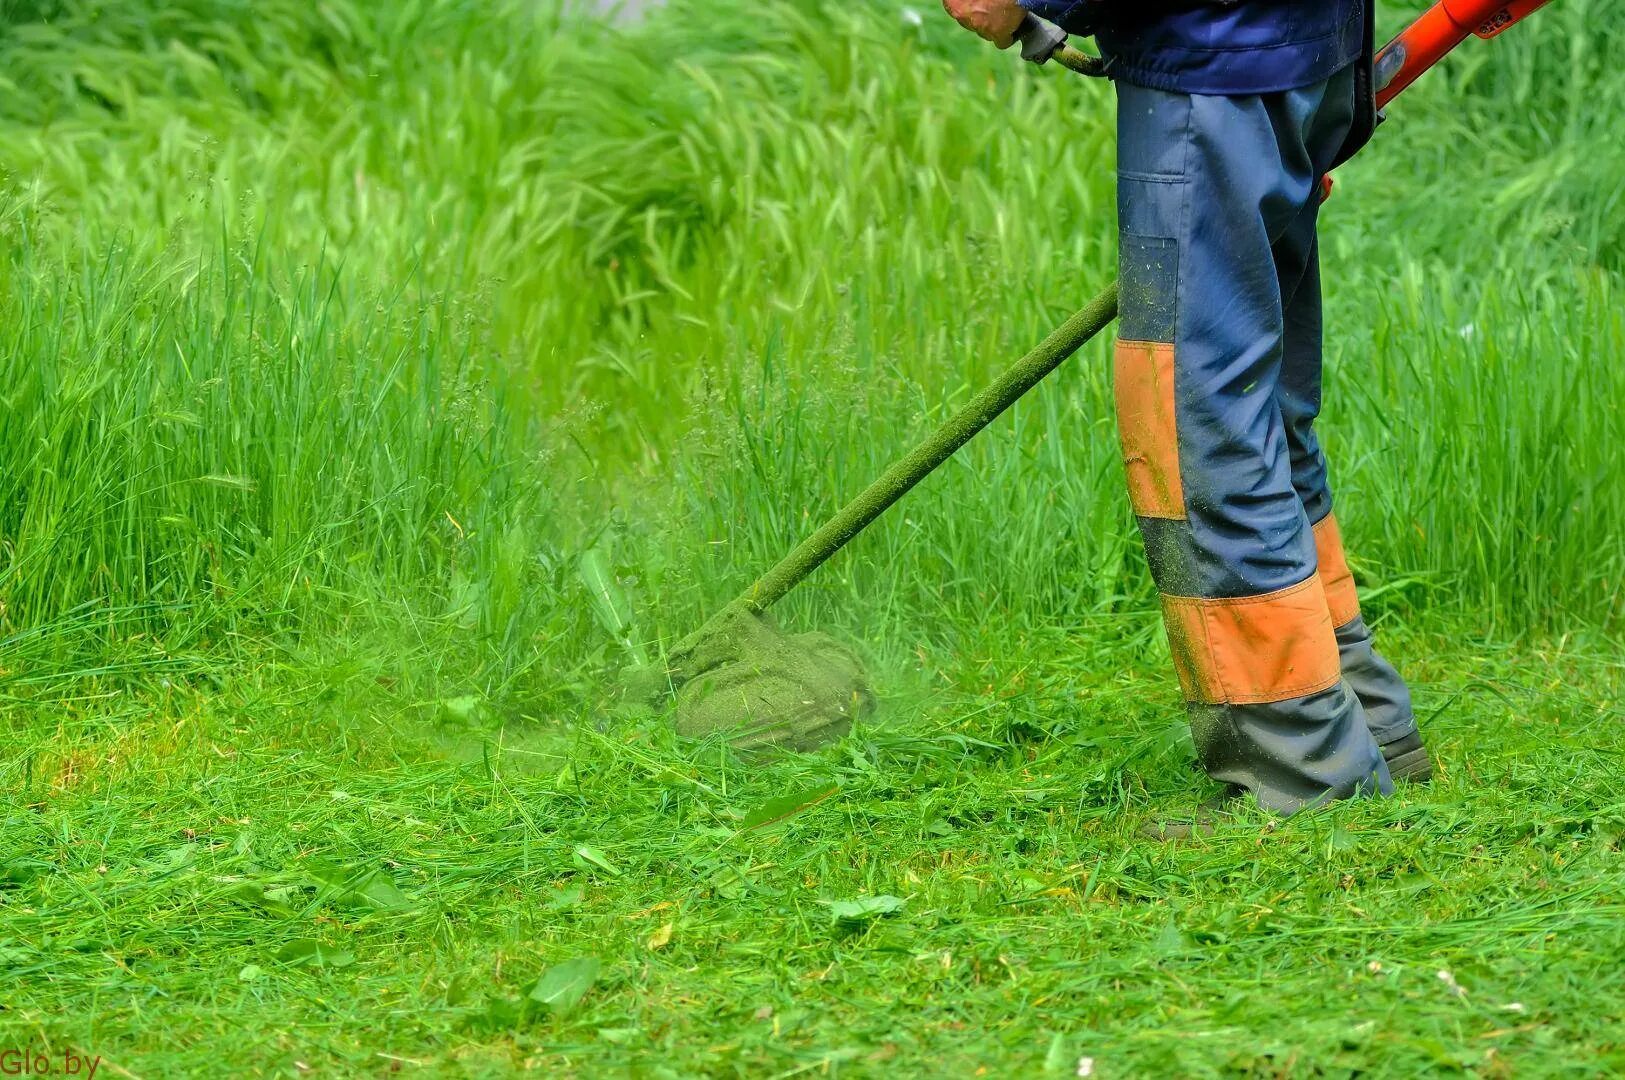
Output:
[1273, 185, 1428, 779]
[1113, 70, 1390, 814]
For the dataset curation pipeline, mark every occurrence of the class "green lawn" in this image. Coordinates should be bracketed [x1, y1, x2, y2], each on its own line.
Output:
[7, 628, 1622, 1075]
[1, 1, 1622, 1075]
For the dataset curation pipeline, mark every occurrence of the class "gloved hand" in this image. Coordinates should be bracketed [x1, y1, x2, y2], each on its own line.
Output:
[941, 0, 1027, 48]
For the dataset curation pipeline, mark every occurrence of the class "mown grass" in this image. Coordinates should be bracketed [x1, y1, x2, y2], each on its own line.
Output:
[5, 627, 1622, 1075]
[1, 0, 1622, 1075]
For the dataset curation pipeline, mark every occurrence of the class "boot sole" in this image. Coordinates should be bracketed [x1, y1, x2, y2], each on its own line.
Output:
[1385, 744, 1433, 784]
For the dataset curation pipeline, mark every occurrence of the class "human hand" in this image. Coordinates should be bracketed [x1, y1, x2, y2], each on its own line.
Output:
[941, 0, 1026, 49]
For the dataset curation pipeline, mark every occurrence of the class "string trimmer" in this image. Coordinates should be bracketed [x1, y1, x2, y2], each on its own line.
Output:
[637, 0, 1555, 750]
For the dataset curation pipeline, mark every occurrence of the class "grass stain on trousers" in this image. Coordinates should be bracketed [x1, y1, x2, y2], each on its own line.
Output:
[1112, 65, 1418, 813]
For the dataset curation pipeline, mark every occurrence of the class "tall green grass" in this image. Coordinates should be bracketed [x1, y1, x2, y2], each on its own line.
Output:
[0, 0, 1617, 702]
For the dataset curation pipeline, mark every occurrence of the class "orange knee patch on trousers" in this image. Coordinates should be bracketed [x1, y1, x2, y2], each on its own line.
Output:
[1312, 514, 1361, 628]
[1113, 339, 1184, 520]
[1160, 576, 1342, 705]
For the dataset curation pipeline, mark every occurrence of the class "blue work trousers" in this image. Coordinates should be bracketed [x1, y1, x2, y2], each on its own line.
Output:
[1113, 66, 1418, 813]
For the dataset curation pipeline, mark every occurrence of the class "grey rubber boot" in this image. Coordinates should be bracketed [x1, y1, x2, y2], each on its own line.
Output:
[1335, 615, 1431, 782]
[1378, 729, 1433, 783]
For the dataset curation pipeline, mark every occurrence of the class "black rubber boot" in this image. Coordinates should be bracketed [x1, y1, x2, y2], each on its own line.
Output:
[1379, 730, 1432, 783]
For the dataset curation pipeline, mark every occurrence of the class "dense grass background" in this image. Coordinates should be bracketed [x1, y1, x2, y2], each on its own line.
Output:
[1, 0, 1621, 1075]
[0, 0, 1618, 683]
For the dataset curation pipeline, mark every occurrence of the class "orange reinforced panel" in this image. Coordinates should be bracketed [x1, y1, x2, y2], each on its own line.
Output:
[1312, 514, 1361, 628]
[1160, 576, 1342, 705]
[1113, 339, 1184, 520]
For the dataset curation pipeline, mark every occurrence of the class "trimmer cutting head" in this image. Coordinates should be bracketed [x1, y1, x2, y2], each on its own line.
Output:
[631, 601, 874, 750]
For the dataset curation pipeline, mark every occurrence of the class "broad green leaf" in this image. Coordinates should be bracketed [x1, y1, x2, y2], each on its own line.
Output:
[274, 939, 321, 965]
[227, 881, 298, 917]
[529, 956, 601, 1015]
[818, 895, 905, 922]
[352, 870, 413, 911]
[573, 845, 620, 876]
[579, 547, 648, 666]
[738, 784, 839, 831]
[440, 695, 485, 723]
[273, 939, 354, 968]
[543, 885, 585, 913]
[1153, 917, 1190, 955]
[303, 860, 414, 912]
[481, 996, 525, 1030]
[148, 844, 198, 872]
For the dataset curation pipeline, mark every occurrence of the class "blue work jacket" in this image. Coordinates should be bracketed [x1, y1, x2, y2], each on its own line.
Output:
[1019, 0, 1366, 95]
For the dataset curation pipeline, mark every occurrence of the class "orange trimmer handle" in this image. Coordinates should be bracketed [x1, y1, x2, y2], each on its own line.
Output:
[1318, 0, 1555, 201]
[1375, 0, 1556, 109]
